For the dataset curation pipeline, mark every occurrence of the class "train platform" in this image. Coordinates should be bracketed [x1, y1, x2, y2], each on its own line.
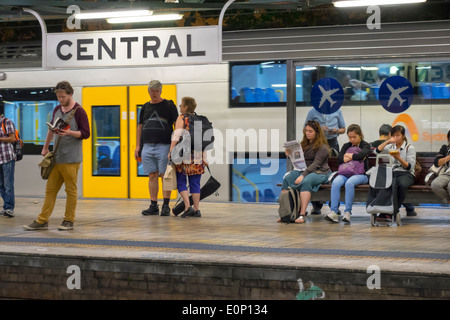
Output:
[0, 196, 449, 300]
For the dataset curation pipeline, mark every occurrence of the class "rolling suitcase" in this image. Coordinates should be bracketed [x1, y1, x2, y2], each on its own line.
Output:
[366, 154, 401, 226]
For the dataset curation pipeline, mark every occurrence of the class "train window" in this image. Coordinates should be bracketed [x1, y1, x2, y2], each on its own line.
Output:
[231, 61, 450, 108]
[230, 152, 286, 203]
[0, 88, 58, 155]
[230, 61, 287, 107]
[92, 105, 121, 176]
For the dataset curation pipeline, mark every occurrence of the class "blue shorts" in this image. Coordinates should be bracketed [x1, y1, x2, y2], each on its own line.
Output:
[142, 143, 170, 176]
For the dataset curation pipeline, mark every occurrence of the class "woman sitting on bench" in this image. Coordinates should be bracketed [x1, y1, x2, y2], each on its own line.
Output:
[280, 120, 331, 224]
[375, 125, 417, 222]
[325, 124, 371, 224]
[431, 130, 450, 204]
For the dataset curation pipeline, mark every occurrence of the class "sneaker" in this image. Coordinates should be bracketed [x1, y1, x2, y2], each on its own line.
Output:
[160, 205, 171, 216]
[3, 209, 14, 218]
[310, 207, 322, 215]
[180, 207, 195, 218]
[58, 220, 74, 230]
[23, 221, 48, 231]
[192, 210, 201, 217]
[142, 203, 159, 216]
[325, 211, 339, 223]
[342, 212, 351, 223]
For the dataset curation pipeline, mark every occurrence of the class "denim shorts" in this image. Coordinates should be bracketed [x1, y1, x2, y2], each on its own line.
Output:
[142, 143, 170, 175]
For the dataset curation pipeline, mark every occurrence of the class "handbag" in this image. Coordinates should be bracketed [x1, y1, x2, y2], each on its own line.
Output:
[38, 151, 56, 180]
[337, 146, 366, 177]
[429, 164, 449, 176]
[162, 161, 177, 191]
[37, 106, 79, 180]
[172, 166, 221, 216]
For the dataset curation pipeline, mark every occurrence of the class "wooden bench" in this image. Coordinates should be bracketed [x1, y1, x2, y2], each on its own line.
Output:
[284, 152, 443, 205]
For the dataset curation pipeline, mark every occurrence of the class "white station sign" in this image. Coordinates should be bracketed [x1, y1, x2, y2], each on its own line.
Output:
[46, 26, 220, 68]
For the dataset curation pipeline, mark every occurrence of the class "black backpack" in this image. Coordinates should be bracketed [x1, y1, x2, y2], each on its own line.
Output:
[187, 113, 214, 152]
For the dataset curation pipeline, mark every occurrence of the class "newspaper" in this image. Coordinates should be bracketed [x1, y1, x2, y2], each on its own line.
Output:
[283, 140, 306, 171]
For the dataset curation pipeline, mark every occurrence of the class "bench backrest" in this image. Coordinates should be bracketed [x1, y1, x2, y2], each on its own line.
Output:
[328, 152, 436, 186]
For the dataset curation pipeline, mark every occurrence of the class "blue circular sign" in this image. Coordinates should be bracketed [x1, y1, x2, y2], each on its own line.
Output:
[378, 76, 414, 114]
[311, 77, 344, 114]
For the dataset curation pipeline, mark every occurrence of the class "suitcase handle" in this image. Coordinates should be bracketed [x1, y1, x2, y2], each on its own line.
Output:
[375, 153, 393, 167]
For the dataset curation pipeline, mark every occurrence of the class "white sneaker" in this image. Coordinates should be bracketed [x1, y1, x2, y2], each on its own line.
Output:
[325, 211, 339, 223]
[342, 212, 351, 223]
[3, 209, 14, 218]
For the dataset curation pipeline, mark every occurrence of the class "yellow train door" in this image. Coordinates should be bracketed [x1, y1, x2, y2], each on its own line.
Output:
[82, 86, 129, 198]
[82, 85, 177, 199]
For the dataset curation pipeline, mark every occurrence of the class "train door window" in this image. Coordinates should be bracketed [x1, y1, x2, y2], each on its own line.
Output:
[92, 105, 121, 176]
[230, 61, 287, 107]
[136, 105, 145, 176]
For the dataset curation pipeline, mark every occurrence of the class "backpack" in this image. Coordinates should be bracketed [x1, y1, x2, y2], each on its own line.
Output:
[337, 146, 365, 177]
[187, 113, 214, 151]
[278, 188, 301, 223]
[1, 118, 23, 161]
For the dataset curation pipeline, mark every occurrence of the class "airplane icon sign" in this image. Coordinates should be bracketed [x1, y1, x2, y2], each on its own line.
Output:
[379, 76, 414, 114]
[318, 85, 340, 108]
[386, 83, 408, 108]
[311, 77, 344, 115]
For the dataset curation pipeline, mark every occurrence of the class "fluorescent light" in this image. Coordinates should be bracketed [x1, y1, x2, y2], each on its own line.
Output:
[337, 67, 361, 71]
[74, 10, 153, 20]
[296, 67, 317, 71]
[271, 84, 302, 87]
[107, 14, 183, 23]
[333, 0, 426, 7]
[390, 66, 399, 74]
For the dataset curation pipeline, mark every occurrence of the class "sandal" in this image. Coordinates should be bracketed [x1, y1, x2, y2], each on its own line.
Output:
[294, 215, 306, 224]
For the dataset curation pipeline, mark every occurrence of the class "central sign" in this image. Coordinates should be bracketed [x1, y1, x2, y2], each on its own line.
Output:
[46, 26, 220, 68]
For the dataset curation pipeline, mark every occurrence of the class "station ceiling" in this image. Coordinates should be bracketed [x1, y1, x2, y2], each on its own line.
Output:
[0, 0, 332, 22]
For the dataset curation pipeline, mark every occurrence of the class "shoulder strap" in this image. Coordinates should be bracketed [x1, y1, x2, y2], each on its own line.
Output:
[53, 106, 79, 153]
[65, 105, 80, 123]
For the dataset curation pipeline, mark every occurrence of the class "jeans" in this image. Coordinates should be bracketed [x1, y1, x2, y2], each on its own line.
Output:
[330, 174, 368, 213]
[0, 160, 15, 210]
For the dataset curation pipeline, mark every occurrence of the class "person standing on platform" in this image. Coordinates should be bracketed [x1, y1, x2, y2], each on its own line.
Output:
[0, 95, 17, 218]
[135, 80, 178, 216]
[24, 81, 90, 230]
[169, 97, 207, 218]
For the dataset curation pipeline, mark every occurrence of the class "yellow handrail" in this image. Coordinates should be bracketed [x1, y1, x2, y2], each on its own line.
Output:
[232, 168, 259, 202]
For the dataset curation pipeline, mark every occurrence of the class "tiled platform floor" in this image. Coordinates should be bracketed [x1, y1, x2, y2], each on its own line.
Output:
[1, 197, 449, 276]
